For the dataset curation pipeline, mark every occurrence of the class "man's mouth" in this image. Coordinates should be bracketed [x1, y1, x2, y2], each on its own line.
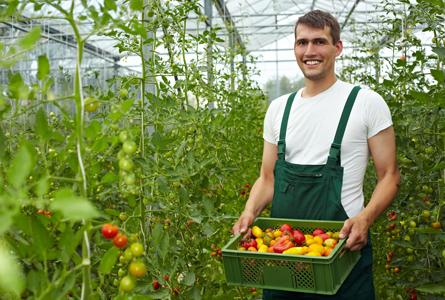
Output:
[304, 60, 322, 65]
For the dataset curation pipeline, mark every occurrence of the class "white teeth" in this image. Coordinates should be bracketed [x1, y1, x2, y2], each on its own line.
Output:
[305, 60, 320, 65]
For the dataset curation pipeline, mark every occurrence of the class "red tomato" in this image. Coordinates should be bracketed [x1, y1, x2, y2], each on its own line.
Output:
[280, 224, 292, 232]
[152, 279, 160, 290]
[291, 229, 305, 246]
[113, 233, 128, 248]
[101, 224, 119, 240]
[313, 228, 325, 236]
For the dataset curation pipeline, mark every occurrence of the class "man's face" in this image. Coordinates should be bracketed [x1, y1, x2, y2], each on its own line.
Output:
[294, 24, 343, 81]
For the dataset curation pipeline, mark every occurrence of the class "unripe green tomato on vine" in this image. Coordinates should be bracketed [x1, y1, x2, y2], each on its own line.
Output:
[84, 97, 99, 112]
[120, 276, 135, 292]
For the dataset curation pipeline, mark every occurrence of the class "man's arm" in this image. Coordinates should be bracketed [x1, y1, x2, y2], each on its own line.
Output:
[232, 141, 277, 234]
[340, 126, 400, 251]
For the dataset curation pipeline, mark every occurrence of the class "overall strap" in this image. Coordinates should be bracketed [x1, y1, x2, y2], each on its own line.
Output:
[328, 86, 361, 165]
[277, 92, 298, 160]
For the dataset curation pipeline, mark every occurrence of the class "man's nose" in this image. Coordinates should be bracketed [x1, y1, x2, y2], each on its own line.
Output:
[304, 42, 316, 55]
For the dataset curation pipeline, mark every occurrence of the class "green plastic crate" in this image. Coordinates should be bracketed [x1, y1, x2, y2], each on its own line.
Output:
[222, 217, 361, 295]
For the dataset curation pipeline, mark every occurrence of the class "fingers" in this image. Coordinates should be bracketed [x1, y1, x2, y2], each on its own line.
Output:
[232, 211, 254, 235]
[339, 219, 352, 240]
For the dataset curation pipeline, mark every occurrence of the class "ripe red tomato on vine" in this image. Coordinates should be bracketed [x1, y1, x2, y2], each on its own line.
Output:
[101, 224, 119, 240]
[113, 233, 128, 248]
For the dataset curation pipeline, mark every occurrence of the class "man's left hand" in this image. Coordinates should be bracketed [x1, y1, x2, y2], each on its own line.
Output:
[339, 215, 371, 251]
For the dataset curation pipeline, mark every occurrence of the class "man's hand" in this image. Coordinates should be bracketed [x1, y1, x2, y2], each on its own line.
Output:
[232, 210, 256, 235]
[339, 214, 371, 251]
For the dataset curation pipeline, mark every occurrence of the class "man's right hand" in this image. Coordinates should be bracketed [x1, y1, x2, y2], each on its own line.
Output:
[232, 210, 256, 235]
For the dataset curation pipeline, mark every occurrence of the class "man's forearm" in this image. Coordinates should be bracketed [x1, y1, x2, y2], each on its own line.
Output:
[243, 176, 275, 218]
[360, 169, 400, 226]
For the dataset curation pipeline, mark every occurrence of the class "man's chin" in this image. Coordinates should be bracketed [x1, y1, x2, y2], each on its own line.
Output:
[303, 71, 325, 81]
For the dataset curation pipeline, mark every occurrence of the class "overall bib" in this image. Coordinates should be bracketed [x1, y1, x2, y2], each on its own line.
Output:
[263, 86, 375, 300]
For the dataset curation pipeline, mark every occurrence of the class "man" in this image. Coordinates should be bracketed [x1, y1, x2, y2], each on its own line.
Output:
[232, 10, 400, 300]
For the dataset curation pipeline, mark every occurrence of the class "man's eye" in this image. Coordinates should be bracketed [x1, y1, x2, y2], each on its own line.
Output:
[314, 40, 326, 45]
[296, 40, 307, 45]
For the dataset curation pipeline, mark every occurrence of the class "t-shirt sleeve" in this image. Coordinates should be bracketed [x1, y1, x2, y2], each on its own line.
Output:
[263, 101, 279, 144]
[364, 90, 393, 138]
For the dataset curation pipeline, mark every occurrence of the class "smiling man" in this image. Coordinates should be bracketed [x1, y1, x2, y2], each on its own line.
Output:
[232, 10, 400, 300]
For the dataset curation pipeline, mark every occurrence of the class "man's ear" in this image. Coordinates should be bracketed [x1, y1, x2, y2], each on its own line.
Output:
[335, 40, 343, 57]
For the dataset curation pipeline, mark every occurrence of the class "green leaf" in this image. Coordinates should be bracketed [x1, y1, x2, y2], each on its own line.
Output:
[99, 247, 120, 274]
[59, 226, 83, 263]
[35, 175, 49, 197]
[416, 282, 445, 294]
[37, 55, 50, 80]
[104, 0, 117, 11]
[432, 47, 445, 57]
[130, 0, 143, 10]
[85, 120, 102, 140]
[182, 271, 195, 286]
[50, 188, 101, 221]
[430, 69, 445, 83]
[7, 144, 33, 188]
[29, 216, 53, 257]
[152, 223, 163, 246]
[18, 27, 41, 50]
[120, 99, 135, 113]
[35, 108, 50, 140]
[159, 232, 169, 260]
[0, 244, 25, 297]
[0, 195, 15, 235]
[8, 72, 29, 100]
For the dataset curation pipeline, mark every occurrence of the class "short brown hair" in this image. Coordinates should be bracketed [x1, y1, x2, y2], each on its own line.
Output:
[295, 10, 340, 44]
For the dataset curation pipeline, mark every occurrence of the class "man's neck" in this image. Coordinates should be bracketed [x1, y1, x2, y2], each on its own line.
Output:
[302, 76, 338, 98]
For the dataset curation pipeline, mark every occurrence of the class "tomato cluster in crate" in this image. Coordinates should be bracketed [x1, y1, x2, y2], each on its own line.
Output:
[239, 223, 341, 257]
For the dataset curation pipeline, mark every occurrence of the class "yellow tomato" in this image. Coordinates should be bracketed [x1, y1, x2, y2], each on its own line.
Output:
[324, 238, 337, 248]
[306, 251, 322, 257]
[304, 234, 314, 241]
[283, 247, 307, 255]
[313, 236, 323, 245]
[306, 238, 315, 246]
[258, 245, 268, 252]
[308, 244, 324, 254]
[252, 226, 264, 238]
[273, 230, 282, 238]
[326, 231, 333, 238]
[263, 235, 272, 246]
[247, 247, 257, 252]
[238, 247, 246, 251]
[332, 231, 340, 240]
[270, 239, 276, 246]
[256, 238, 264, 247]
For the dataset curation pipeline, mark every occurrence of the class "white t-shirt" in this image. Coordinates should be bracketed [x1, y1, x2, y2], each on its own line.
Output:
[263, 80, 393, 217]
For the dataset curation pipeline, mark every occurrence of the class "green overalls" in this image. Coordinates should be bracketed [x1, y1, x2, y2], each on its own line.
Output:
[263, 86, 375, 300]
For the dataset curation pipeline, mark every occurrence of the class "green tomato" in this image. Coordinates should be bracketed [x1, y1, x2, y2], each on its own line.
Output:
[124, 173, 136, 185]
[119, 158, 134, 171]
[120, 276, 135, 292]
[123, 248, 133, 261]
[130, 242, 144, 257]
[119, 131, 129, 143]
[118, 268, 126, 277]
[123, 141, 137, 154]
[119, 212, 128, 221]
[119, 88, 129, 98]
[84, 97, 99, 112]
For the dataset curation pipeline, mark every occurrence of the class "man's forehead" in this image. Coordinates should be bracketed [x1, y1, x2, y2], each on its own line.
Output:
[295, 24, 332, 40]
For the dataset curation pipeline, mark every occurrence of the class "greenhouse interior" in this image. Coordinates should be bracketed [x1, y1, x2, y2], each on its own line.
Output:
[0, 0, 444, 299]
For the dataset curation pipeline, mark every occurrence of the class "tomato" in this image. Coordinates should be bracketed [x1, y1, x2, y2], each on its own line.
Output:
[431, 221, 441, 229]
[163, 274, 170, 281]
[119, 88, 129, 98]
[129, 261, 147, 278]
[123, 248, 133, 260]
[280, 224, 292, 232]
[124, 173, 136, 185]
[119, 158, 134, 171]
[291, 229, 305, 246]
[312, 228, 325, 236]
[119, 131, 129, 143]
[130, 242, 144, 257]
[113, 233, 128, 248]
[84, 97, 99, 112]
[422, 210, 430, 218]
[152, 279, 160, 290]
[101, 224, 119, 240]
[123, 140, 137, 154]
[251, 226, 263, 238]
[119, 212, 128, 221]
[118, 268, 126, 277]
[119, 276, 135, 292]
